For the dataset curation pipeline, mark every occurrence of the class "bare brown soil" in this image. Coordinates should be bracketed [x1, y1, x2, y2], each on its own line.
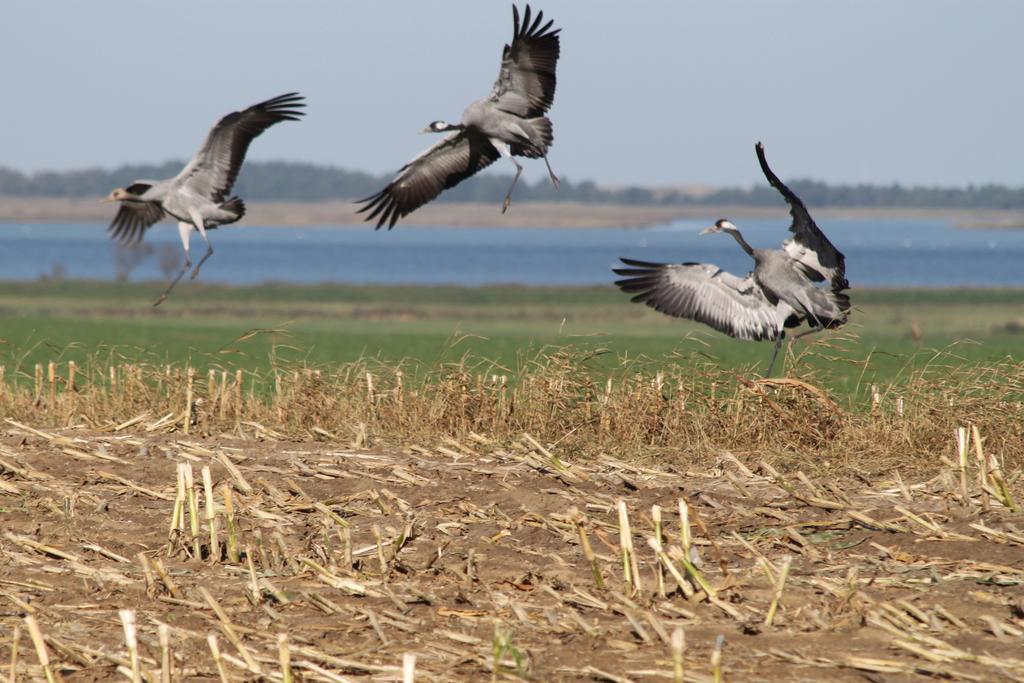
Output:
[0, 422, 1021, 681]
[3, 196, 1024, 228]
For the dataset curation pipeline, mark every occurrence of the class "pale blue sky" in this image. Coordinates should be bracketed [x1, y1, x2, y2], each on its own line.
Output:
[2, 1, 1021, 187]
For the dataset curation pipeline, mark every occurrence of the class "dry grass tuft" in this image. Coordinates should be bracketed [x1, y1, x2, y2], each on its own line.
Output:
[0, 346, 1022, 477]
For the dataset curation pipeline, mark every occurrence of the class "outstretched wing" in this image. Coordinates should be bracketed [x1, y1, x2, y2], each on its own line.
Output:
[488, 4, 561, 118]
[175, 93, 305, 203]
[756, 142, 848, 291]
[356, 131, 500, 229]
[613, 258, 783, 341]
[107, 202, 166, 245]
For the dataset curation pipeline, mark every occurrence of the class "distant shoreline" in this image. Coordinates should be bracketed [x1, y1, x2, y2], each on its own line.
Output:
[1, 197, 1022, 229]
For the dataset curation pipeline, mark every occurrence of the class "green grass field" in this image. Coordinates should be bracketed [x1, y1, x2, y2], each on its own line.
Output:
[1, 280, 1022, 396]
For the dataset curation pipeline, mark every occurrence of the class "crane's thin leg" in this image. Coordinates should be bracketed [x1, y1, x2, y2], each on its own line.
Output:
[189, 213, 213, 280]
[764, 334, 785, 377]
[502, 158, 523, 214]
[543, 156, 561, 190]
[489, 138, 523, 214]
[153, 269, 188, 307]
[791, 325, 825, 342]
[153, 222, 193, 307]
[774, 325, 828, 371]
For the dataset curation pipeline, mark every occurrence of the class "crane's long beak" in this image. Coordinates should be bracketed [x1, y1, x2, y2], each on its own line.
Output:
[699, 226, 716, 235]
[102, 196, 114, 203]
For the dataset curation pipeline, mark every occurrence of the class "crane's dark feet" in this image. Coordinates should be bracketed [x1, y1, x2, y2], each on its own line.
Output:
[154, 261, 190, 306]
[543, 157, 560, 190]
[152, 284, 178, 307]
[190, 249, 213, 280]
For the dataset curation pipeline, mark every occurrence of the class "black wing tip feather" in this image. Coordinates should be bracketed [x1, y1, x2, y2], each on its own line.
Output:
[754, 141, 785, 191]
[256, 92, 306, 121]
[513, 4, 561, 40]
[613, 278, 656, 294]
[263, 92, 305, 106]
[755, 141, 810, 215]
[355, 189, 403, 230]
[613, 258, 668, 295]
[108, 233, 136, 247]
[611, 273, 673, 310]
[612, 260, 673, 296]
[758, 141, 848, 283]
[106, 206, 144, 247]
[612, 275, 656, 297]
[106, 208, 130, 244]
[617, 256, 667, 269]
[106, 222, 133, 247]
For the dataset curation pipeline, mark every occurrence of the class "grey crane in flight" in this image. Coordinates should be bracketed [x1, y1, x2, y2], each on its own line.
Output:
[613, 142, 850, 376]
[104, 93, 305, 305]
[357, 4, 561, 229]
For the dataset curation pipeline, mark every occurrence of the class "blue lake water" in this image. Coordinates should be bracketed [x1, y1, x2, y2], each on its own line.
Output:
[0, 218, 1020, 288]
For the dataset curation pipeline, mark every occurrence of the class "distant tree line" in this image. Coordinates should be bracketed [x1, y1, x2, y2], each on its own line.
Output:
[2, 161, 1023, 209]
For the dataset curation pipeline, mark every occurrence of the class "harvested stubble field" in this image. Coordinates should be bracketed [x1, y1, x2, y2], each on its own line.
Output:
[0, 422, 1021, 682]
[0, 354, 1022, 681]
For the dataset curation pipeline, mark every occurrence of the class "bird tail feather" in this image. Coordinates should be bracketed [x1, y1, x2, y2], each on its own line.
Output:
[531, 116, 554, 149]
[814, 290, 851, 329]
[220, 197, 246, 223]
[513, 117, 554, 158]
[833, 290, 851, 312]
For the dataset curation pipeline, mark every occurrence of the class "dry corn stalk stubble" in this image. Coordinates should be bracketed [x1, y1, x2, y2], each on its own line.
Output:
[0, 413, 1021, 680]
